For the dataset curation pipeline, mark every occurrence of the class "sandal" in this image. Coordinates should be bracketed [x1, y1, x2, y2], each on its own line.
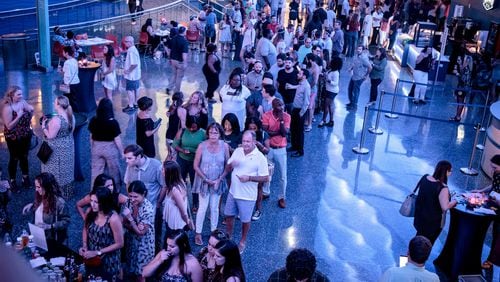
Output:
[195, 234, 203, 246]
[482, 260, 493, 269]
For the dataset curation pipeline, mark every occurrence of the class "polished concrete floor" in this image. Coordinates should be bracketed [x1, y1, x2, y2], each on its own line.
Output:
[0, 48, 498, 280]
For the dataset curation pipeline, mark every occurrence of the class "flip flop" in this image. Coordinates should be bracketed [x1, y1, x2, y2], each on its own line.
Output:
[238, 242, 246, 254]
[195, 235, 203, 246]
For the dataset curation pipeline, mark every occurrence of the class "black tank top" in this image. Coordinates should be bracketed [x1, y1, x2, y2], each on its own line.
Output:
[165, 107, 181, 140]
[415, 54, 432, 72]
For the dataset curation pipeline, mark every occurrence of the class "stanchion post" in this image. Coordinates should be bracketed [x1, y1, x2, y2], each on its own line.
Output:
[385, 90, 399, 119]
[460, 123, 481, 176]
[353, 104, 371, 154]
[476, 114, 492, 150]
[369, 91, 384, 135]
[480, 90, 490, 132]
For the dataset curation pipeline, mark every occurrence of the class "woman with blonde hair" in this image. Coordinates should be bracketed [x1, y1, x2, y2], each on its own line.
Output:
[1, 86, 34, 191]
[179, 91, 209, 130]
[41, 95, 75, 198]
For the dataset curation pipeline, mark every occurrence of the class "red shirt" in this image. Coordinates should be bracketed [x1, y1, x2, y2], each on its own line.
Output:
[262, 110, 291, 148]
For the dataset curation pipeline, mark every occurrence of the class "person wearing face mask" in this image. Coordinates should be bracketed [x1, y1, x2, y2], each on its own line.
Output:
[122, 180, 155, 281]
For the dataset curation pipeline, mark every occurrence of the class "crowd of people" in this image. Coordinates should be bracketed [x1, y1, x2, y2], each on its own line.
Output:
[2, 0, 500, 280]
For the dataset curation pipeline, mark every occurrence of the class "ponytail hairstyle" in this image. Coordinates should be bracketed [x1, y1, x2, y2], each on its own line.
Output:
[56, 95, 74, 131]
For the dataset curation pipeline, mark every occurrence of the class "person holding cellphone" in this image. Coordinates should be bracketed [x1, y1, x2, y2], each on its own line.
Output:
[136, 96, 161, 158]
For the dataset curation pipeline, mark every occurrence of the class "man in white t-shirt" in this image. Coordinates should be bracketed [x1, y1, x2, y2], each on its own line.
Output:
[380, 236, 439, 282]
[122, 36, 141, 113]
[224, 131, 269, 253]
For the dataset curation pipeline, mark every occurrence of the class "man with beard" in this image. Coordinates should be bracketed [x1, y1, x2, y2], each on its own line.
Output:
[331, 20, 344, 57]
[287, 68, 310, 157]
[245, 61, 265, 118]
[255, 29, 277, 70]
[269, 53, 286, 88]
[277, 56, 299, 113]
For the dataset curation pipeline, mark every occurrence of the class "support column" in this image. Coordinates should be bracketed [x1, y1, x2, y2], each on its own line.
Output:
[37, 0, 52, 72]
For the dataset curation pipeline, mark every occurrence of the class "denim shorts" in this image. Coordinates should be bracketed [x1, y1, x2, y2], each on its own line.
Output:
[125, 79, 140, 91]
[224, 192, 255, 223]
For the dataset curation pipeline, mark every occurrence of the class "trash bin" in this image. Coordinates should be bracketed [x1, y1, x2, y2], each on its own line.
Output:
[1, 33, 29, 70]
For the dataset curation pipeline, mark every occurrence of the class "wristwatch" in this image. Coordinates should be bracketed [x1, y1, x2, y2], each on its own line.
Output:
[97, 250, 102, 256]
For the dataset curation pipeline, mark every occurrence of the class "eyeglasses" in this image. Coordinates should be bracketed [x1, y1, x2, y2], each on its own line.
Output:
[209, 131, 220, 135]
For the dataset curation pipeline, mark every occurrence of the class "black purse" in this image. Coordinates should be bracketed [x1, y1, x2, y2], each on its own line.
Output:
[37, 141, 53, 164]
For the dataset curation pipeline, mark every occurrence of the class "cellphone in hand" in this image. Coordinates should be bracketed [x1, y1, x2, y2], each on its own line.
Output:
[153, 118, 162, 129]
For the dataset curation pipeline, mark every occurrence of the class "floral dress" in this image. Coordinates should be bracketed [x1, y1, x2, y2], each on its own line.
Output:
[41, 115, 74, 194]
[125, 199, 155, 276]
[87, 213, 121, 279]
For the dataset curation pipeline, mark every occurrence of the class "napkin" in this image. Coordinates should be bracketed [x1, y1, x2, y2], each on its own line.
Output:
[474, 207, 497, 215]
[50, 257, 66, 266]
[30, 257, 47, 268]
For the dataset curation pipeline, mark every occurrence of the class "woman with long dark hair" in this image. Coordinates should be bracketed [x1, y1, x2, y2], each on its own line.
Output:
[162, 161, 195, 238]
[319, 56, 342, 128]
[212, 240, 245, 282]
[202, 43, 221, 103]
[123, 180, 155, 281]
[76, 173, 128, 219]
[41, 96, 75, 198]
[197, 230, 229, 281]
[221, 113, 242, 155]
[101, 45, 117, 99]
[89, 98, 123, 186]
[22, 173, 70, 243]
[143, 230, 202, 281]
[345, 13, 360, 57]
[79, 187, 124, 281]
[414, 160, 457, 244]
[1, 86, 34, 191]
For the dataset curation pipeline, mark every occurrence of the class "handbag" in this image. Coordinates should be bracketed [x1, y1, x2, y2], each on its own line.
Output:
[399, 175, 426, 217]
[37, 141, 53, 164]
[83, 255, 102, 267]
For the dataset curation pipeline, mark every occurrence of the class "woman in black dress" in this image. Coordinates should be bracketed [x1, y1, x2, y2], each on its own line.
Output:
[414, 160, 457, 244]
[136, 96, 161, 158]
[202, 43, 221, 103]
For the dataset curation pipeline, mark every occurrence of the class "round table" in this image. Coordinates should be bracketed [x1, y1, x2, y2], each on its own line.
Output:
[433, 204, 496, 280]
[76, 62, 100, 113]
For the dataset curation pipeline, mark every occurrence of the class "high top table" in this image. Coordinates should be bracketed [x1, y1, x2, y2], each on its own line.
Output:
[75, 61, 100, 113]
[434, 204, 496, 280]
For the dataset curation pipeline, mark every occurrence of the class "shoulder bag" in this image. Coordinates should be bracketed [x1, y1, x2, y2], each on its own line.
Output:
[37, 141, 53, 164]
[399, 174, 427, 217]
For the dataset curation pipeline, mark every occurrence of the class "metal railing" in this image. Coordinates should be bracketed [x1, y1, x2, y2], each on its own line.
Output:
[19, 0, 199, 66]
[0, 0, 126, 36]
